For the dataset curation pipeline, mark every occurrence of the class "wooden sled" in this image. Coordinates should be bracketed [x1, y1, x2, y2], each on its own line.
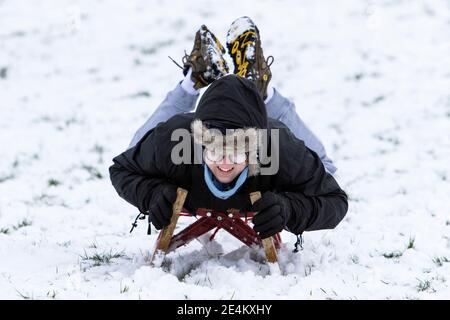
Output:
[151, 188, 282, 267]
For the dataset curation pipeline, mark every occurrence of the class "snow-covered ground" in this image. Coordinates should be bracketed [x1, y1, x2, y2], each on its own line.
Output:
[1, 0, 449, 300]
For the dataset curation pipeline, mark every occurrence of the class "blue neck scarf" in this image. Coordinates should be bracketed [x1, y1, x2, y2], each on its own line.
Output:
[203, 165, 248, 200]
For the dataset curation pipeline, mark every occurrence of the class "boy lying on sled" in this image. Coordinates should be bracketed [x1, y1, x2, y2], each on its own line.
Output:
[109, 17, 348, 247]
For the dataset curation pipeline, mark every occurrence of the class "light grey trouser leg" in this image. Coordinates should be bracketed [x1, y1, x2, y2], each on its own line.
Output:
[128, 83, 198, 149]
[266, 88, 337, 174]
[129, 83, 337, 174]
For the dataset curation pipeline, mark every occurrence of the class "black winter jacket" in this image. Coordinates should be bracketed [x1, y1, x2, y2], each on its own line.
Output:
[109, 76, 348, 235]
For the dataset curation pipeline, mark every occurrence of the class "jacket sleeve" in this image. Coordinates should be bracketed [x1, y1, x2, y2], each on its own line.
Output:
[273, 129, 348, 234]
[109, 129, 167, 213]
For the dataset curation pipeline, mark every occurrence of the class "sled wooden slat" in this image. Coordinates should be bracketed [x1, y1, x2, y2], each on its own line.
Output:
[249, 191, 279, 264]
[151, 187, 188, 264]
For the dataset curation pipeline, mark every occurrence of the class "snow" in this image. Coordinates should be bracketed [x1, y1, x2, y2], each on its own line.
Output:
[226, 16, 254, 44]
[1, 0, 450, 300]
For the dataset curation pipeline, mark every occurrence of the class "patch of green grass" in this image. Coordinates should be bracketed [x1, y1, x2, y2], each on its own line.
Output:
[407, 236, 416, 249]
[33, 193, 56, 205]
[93, 144, 104, 153]
[120, 284, 129, 294]
[1, 219, 32, 235]
[129, 91, 151, 99]
[350, 254, 360, 264]
[12, 159, 20, 168]
[16, 289, 32, 300]
[14, 219, 32, 230]
[65, 117, 79, 127]
[416, 279, 435, 293]
[304, 263, 315, 276]
[0, 67, 8, 79]
[81, 249, 126, 267]
[0, 174, 15, 183]
[432, 257, 449, 267]
[382, 235, 417, 259]
[81, 164, 103, 180]
[58, 241, 71, 248]
[88, 242, 98, 249]
[383, 251, 403, 259]
[47, 178, 61, 187]
[91, 144, 105, 163]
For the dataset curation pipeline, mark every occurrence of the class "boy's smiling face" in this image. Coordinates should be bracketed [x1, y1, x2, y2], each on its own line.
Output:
[204, 148, 247, 183]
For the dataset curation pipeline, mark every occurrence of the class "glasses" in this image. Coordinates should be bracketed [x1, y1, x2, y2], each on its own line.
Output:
[204, 149, 247, 164]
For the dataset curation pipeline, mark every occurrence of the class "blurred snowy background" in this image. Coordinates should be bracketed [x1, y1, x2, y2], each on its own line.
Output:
[0, 0, 449, 299]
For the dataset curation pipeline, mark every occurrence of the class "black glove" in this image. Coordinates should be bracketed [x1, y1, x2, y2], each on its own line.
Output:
[147, 183, 177, 230]
[251, 192, 292, 239]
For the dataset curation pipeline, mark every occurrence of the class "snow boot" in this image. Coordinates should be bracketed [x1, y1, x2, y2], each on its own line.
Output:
[226, 16, 273, 100]
[182, 25, 229, 89]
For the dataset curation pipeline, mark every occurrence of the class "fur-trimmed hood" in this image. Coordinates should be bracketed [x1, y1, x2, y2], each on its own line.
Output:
[191, 75, 268, 176]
